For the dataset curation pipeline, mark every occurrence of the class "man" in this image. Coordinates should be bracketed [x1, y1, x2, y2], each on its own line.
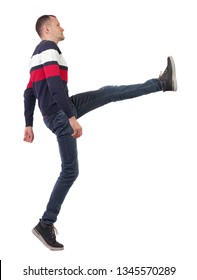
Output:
[23, 15, 177, 251]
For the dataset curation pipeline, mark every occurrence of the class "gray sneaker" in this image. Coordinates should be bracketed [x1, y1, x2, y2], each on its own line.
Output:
[32, 220, 64, 251]
[159, 56, 177, 91]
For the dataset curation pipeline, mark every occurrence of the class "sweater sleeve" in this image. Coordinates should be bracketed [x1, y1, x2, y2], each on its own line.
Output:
[24, 79, 36, 127]
[44, 71, 74, 119]
[41, 46, 74, 119]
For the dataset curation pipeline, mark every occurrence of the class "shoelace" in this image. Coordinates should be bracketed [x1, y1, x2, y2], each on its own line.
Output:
[159, 68, 167, 80]
[48, 224, 59, 240]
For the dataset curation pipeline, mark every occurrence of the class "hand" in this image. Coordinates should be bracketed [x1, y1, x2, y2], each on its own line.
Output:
[69, 116, 83, 138]
[23, 126, 34, 143]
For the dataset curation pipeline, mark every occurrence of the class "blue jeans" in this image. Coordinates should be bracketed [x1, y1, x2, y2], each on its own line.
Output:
[42, 79, 163, 224]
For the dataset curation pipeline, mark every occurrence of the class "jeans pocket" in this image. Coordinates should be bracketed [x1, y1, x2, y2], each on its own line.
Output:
[45, 110, 73, 137]
[44, 111, 60, 130]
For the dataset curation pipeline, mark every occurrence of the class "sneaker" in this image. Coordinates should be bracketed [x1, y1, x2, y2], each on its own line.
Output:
[32, 220, 64, 251]
[159, 56, 177, 91]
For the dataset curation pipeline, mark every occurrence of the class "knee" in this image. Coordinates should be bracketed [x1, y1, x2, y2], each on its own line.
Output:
[72, 159, 79, 180]
[62, 160, 79, 182]
[72, 163, 79, 181]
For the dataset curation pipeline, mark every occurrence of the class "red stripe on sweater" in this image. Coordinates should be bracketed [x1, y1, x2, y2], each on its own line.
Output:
[30, 65, 68, 83]
[44, 64, 60, 78]
[27, 79, 32, 88]
[59, 69, 68, 82]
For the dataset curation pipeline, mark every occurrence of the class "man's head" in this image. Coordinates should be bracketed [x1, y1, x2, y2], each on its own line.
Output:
[35, 15, 65, 44]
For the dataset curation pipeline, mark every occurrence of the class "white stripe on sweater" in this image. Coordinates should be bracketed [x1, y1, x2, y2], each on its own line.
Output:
[29, 49, 68, 69]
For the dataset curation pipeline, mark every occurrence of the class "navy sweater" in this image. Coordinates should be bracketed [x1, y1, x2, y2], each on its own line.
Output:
[24, 40, 74, 127]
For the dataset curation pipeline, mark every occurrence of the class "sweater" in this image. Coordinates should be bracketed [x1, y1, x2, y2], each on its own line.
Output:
[24, 40, 74, 127]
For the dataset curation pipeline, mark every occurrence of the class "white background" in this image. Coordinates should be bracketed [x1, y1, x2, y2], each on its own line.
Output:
[1, 0, 197, 279]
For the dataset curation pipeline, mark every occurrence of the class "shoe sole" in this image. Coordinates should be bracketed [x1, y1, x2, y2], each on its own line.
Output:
[32, 228, 64, 251]
[168, 56, 177, 91]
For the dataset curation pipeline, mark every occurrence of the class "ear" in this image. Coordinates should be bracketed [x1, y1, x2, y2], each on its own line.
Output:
[43, 24, 51, 34]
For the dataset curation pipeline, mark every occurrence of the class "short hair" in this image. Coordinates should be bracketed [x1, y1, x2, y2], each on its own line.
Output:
[35, 15, 56, 37]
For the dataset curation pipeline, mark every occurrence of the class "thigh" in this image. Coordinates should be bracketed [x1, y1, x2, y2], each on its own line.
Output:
[69, 85, 129, 119]
[69, 88, 106, 119]
[44, 110, 78, 165]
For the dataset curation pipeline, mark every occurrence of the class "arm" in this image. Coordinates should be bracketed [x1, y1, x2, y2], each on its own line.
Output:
[45, 67, 83, 138]
[42, 45, 82, 137]
[41, 44, 74, 119]
[24, 82, 36, 127]
[23, 80, 36, 142]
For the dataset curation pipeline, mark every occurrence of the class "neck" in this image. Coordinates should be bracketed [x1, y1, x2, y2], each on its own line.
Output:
[41, 36, 58, 45]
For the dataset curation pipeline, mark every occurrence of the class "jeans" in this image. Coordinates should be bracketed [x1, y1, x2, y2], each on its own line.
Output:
[42, 79, 163, 224]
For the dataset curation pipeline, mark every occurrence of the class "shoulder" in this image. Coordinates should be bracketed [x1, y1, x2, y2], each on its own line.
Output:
[33, 40, 61, 55]
[30, 41, 63, 67]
